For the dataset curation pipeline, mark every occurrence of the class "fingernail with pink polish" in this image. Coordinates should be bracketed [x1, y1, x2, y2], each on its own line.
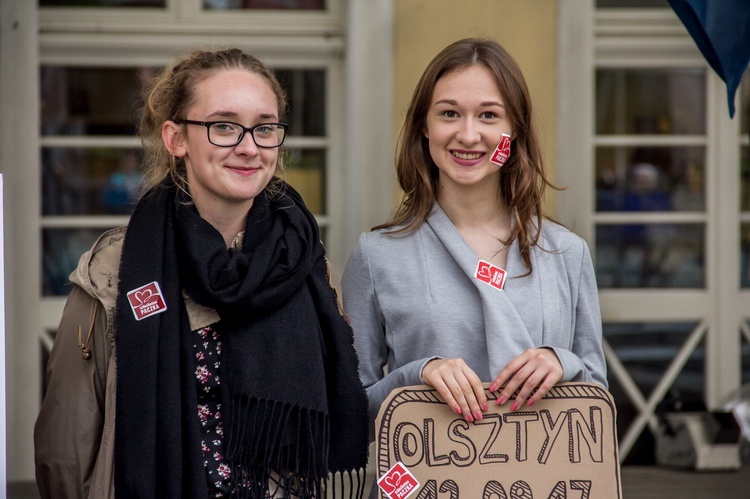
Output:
[454, 405, 461, 414]
[489, 383, 497, 392]
[527, 399, 535, 407]
[511, 401, 519, 411]
[467, 413, 474, 423]
[475, 410, 483, 420]
[496, 395, 505, 405]
[483, 403, 489, 412]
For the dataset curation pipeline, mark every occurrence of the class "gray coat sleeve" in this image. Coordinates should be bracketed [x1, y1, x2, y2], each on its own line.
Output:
[545, 237, 608, 388]
[342, 233, 435, 440]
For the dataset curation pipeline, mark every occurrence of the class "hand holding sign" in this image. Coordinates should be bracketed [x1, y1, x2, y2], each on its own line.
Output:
[421, 358, 488, 423]
[491, 347, 564, 411]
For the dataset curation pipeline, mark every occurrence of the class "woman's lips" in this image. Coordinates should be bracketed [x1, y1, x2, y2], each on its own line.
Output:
[451, 150, 485, 166]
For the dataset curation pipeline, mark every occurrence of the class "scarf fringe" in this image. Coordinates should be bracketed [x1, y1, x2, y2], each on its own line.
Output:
[226, 396, 331, 498]
[329, 469, 367, 499]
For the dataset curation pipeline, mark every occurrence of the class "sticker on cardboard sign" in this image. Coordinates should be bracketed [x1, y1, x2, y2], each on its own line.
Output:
[377, 462, 420, 499]
[475, 260, 507, 290]
[490, 133, 512, 167]
[127, 281, 168, 321]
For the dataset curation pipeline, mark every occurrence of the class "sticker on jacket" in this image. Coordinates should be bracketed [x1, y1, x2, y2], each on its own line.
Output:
[475, 260, 507, 290]
[127, 281, 168, 321]
[378, 462, 420, 499]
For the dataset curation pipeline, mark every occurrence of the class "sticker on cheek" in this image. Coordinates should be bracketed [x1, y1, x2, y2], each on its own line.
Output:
[490, 133, 512, 167]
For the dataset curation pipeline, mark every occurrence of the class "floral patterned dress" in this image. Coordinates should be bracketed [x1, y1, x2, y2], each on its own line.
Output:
[194, 324, 235, 497]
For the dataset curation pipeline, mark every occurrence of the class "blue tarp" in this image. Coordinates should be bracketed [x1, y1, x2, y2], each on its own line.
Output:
[669, 0, 750, 117]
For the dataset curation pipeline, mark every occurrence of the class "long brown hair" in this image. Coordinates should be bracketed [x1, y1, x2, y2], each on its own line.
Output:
[139, 47, 288, 195]
[377, 37, 559, 273]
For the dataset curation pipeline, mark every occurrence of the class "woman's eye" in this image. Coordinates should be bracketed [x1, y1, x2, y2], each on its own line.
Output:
[440, 110, 458, 118]
[255, 125, 273, 135]
[480, 112, 498, 119]
[213, 123, 236, 134]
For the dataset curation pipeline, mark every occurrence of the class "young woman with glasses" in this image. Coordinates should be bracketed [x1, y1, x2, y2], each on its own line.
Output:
[34, 47, 368, 499]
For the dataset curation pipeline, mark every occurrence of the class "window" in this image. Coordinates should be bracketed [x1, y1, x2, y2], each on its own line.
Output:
[594, 68, 707, 289]
[558, 2, 747, 463]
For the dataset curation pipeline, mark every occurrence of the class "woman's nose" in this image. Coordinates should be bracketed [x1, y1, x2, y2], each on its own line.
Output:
[233, 131, 260, 156]
[457, 119, 481, 145]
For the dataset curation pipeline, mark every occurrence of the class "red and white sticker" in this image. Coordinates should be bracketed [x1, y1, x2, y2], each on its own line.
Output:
[377, 462, 420, 499]
[475, 260, 507, 291]
[126, 281, 168, 321]
[490, 133, 512, 167]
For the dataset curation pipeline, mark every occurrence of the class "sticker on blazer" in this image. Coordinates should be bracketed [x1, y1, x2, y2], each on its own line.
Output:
[490, 133, 512, 167]
[378, 462, 420, 499]
[475, 260, 507, 290]
[127, 281, 168, 320]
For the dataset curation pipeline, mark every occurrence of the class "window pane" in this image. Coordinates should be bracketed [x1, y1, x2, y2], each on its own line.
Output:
[604, 322, 704, 464]
[41, 66, 159, 136]
[204, 0, 325, 10]
[43, 228, 109, 296]
[42, 148, 143, 215]
[596, 223, 704, 288]
[274, 69, 326, 136]
[39, 0, 165, 7]
[285, 148, 325, 215]
[596, 146, 705, 212]
[596, 69, 706, 135]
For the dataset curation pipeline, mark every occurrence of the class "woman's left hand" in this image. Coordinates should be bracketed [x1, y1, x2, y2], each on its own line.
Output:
[490, 348, 563, 411]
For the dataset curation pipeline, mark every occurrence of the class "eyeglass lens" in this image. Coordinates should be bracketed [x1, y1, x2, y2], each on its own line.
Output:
[208, 122, 285, 147]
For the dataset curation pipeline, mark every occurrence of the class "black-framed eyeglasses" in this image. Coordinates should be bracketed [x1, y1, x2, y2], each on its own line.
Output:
[173, 119, 288, 148]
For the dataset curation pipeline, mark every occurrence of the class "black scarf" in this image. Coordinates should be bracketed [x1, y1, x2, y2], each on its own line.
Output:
[114, 181, 369, 498]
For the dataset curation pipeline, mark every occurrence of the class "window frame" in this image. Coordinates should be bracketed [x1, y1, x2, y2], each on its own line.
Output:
[558, 0, 744, 461]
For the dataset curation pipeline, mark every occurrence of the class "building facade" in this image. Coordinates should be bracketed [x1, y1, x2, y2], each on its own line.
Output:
[0, 0, 748, 483]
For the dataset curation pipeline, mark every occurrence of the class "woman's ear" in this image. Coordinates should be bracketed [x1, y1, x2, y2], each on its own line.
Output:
[162, 121, 187, 157]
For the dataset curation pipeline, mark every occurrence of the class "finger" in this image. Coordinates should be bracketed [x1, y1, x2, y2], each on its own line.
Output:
[441, 365, 483, 422]
[423, 359, 477, 421]
[460, 366, 488, 420]
[524, 373, 557, 408]
[493, 358, 531, 406]
[493, 348, 557, 405]
[510, 367, 543, 410]
[422, 361, 462, 416]
[449, 375, 477, 422]
[508, 351, 564, 410]
[525, 364, 564, 408]
[425, 373, 463, 416]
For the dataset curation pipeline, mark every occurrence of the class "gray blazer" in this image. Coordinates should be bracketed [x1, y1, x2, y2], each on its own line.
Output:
[342, 204, 607, 434]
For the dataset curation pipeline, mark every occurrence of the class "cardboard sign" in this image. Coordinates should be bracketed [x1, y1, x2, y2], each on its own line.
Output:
[375, 382, 622, 498]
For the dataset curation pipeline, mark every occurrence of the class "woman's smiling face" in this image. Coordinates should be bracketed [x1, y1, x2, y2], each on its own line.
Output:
[424, 64, 514, 193]
[166, 68, 281, 214]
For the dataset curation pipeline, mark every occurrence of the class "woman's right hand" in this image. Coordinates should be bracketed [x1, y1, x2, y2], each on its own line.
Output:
[421, 358, 488, 422]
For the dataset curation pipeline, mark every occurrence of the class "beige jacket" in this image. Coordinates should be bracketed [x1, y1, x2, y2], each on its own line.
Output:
[33, 227, 220, 499]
